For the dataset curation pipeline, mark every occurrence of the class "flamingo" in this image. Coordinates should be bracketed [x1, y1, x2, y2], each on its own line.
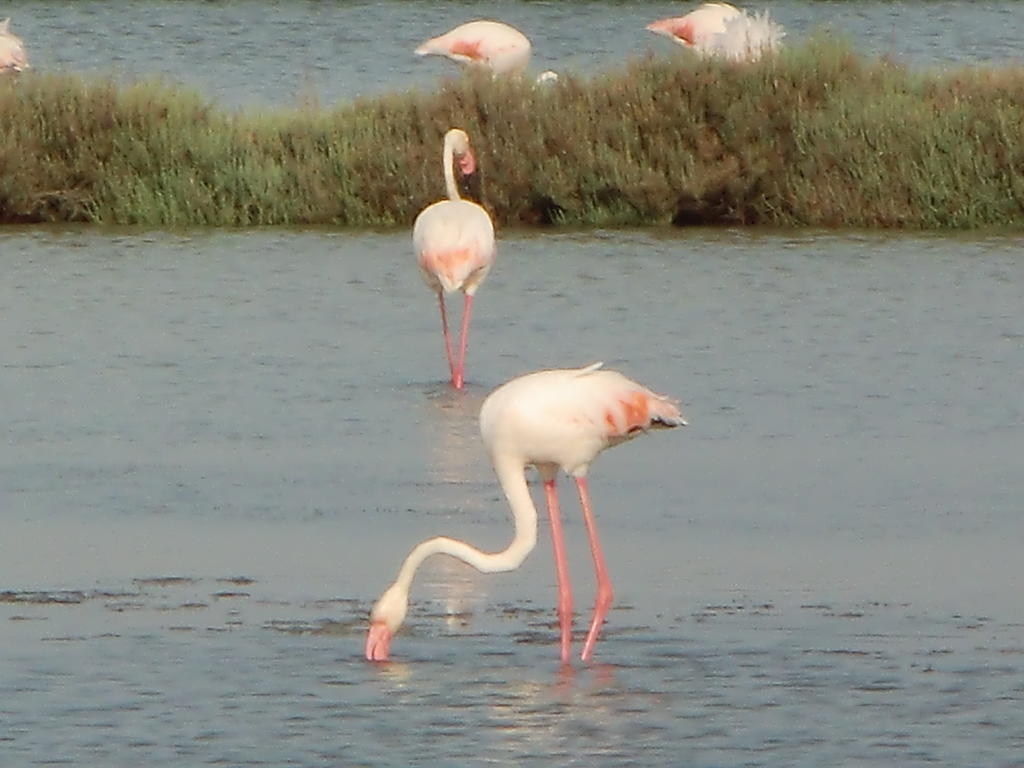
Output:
[414, 128, 495, 390]
[415, 20, 531, 77]
[0, 18, 29, 73]
[365, 363, 687, 664]
[646, 2, 784, 62]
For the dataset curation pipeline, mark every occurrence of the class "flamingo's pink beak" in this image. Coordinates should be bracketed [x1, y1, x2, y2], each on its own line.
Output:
[458, 149, 477, 176]
[365, 621, 393, 661]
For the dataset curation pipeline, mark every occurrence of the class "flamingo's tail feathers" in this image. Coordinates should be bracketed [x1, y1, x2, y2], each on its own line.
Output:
[649, 396, 688, 429]
[576, 362, 605, 376]
[652, 413, 688, 429]
[414, 41, 437, 57]
[415, 35, 454, 58]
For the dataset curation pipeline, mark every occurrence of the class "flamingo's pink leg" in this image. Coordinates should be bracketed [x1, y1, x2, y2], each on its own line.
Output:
[452, 293, 473, 390]
[543, 478, 573, 665]
[576, 477, 613, 662]
[437, 292, 457, 384]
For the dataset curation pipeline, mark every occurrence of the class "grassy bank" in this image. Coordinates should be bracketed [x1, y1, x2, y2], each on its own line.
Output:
[2, 37, 1023, 228]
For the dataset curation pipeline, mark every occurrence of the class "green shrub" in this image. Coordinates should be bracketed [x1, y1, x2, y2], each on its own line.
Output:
[1, 36, 1022, 228]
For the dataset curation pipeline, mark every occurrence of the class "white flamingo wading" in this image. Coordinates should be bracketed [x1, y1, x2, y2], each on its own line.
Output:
[413, 128, 495, 390]
[365, 363, 687, 665]
[0, 18, 29, 72]
[646, 2, 784, 62]
[415, 20, 532, 77]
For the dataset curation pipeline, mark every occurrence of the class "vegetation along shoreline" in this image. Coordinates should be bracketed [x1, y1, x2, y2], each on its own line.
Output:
[1, 37, 1022, 229]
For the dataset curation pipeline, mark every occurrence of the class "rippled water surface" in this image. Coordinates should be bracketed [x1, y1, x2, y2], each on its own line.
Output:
[2, 227, 1023, 765]
[12, 1, 1024, 107]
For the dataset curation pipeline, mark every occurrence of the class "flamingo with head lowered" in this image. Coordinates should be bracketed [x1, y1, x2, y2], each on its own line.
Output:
[646, 2, 784, 62]
[414, 128, 495, 390]
[0, 18, 29, 73]
[415, 20, 532, 77]
[365, 363, 687, 664]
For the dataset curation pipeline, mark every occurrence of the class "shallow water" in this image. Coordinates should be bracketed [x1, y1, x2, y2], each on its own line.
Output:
[12, 1, 1024, 108]
[2, 227, 1023, 765]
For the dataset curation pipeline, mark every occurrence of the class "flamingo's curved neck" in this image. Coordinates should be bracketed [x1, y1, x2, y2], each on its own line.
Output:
[393, 453, 538, 596]
[442, 135, 462, 202]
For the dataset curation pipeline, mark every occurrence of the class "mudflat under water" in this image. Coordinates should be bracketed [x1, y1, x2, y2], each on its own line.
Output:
[1, 228, 1022, 765]
[13, 0, 1024, 108]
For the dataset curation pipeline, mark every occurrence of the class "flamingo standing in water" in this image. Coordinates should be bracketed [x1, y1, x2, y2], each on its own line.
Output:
[415, 20, 531, 77]
[414, 128, 495, 390]
[0, 18, 29, 73]
[365, 363, 687, 664]
[646, 2, 784, 61]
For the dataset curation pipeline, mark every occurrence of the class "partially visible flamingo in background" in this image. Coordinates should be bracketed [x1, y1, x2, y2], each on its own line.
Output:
[646, 2, 784, 62]
[414, 128, 495, 390]
[415, 20, 532, 77]
[365, 363, 687, 664]
[0, 18, 29, 73]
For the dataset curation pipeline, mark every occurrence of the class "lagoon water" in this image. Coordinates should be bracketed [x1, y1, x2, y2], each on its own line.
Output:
[2, 227, 1023, 765]
[13, 0, 1024, 108]
[4, 0, 1024, 764]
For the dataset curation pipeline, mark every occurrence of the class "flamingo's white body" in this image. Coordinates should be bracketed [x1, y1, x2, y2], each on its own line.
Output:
[415, 20, 531, 77]
[414, 128, 495, 390]
[365, 363, 687, 664]
[646, 2, 783, 62]
[0, 18, 29, 73]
